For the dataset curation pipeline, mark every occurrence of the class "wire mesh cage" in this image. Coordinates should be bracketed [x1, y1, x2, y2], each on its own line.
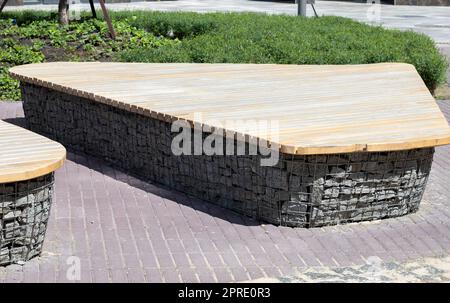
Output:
[20, 83, 437, 229]
[257, 148, 434, 227]
[0, 173, 54, 266]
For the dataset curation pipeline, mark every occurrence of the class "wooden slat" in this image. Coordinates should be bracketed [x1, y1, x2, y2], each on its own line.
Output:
[0, 120, 66, 183]
[9, 62, 450, 155]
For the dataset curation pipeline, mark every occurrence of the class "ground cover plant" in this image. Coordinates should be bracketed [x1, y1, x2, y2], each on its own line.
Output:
[0, 10, 447, 100]
[0, 11, 177, 100]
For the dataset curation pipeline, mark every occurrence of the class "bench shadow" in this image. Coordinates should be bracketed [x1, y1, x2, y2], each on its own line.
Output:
[3, 115, 261, 227]
[3, 117, 27, 128]
[67, 151, 261, 227]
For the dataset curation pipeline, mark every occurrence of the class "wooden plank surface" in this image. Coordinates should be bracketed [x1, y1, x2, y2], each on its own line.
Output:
[9, 62, 450, 155]
[0, 120, 66, 183]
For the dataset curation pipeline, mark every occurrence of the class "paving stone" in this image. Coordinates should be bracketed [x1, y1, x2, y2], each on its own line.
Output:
[1, 101, 450, 282]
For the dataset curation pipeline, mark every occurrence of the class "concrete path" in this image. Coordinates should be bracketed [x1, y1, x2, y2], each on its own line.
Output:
[255, 254, 450, 282]
[4, 0, 450, 43]
[1, 100, 450, 282]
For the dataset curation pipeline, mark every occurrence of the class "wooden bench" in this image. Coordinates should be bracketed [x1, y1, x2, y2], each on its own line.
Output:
[0, 119, 65, 266]
[9, 62, 450, 227]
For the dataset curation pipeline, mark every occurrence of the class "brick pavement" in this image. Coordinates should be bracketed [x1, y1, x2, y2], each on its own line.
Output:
[0, 100, 450, 282]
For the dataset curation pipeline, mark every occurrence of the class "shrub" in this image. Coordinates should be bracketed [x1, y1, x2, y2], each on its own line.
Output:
[0, 10, 56, 26]
[115, 11, 448, 92]
[112, 11, 219, 39]
[1, 10, 447, 97]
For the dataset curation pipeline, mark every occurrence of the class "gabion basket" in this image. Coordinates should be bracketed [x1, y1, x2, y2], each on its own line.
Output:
[258, 148, 434, 227]
[0, 173, 54, 266]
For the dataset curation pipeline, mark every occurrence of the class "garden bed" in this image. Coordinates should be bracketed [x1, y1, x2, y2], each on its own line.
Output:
[0, 10, 448, 100]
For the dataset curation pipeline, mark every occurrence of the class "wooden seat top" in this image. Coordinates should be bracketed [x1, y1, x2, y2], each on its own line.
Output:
[10, 62, 450, 155]
[0, 120, 66, 183]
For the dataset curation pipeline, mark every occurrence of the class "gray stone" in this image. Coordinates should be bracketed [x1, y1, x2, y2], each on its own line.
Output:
[15, 194, 35, 207]
[330, 167, 346, 178]
[3, 210, 21, 220]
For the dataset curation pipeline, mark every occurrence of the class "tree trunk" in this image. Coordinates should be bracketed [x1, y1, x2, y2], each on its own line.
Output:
[58, 0, 69, 25]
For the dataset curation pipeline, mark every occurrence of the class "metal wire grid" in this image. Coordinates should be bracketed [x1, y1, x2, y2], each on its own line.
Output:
[257, 148, 434, 228]
[0, 173, 54, 266]
[20, 85, 435, 229]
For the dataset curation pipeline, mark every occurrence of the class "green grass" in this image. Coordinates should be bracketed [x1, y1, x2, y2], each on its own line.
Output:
[0, 10, 448, 101]
[0, 12, 176, 100]
[114, 11, 448, 92]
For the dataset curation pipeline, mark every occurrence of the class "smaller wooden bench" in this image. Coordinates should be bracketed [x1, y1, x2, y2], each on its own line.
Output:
[0, 119, 66, 266]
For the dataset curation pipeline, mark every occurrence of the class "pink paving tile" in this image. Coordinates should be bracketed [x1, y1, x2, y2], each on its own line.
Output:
[1, 101, 450, 282]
